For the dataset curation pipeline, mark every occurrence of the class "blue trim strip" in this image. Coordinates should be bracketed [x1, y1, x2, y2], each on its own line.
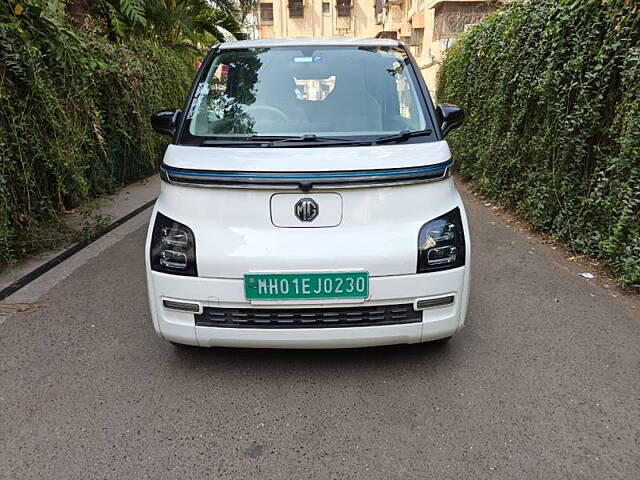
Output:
[162, 161, 452, 180]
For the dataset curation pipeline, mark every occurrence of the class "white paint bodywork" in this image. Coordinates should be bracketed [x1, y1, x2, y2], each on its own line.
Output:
[163, 141, 452, 173]
[271, 193, 342, 227]
[146, 139, 471, 348]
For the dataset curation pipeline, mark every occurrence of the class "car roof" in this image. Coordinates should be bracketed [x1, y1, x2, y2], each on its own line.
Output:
[218, 37, 402, 50]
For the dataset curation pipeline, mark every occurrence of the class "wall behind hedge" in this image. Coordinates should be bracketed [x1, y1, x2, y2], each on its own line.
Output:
[437, 0, 640, 288]
[0, 10, 194, 266]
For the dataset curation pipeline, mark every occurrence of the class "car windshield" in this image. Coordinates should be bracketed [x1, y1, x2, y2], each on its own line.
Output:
[181, 46, 430, 143]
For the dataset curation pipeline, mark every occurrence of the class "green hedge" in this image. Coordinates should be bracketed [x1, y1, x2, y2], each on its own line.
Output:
[437, 0, 640, 288]
[0, 8, 194, 267]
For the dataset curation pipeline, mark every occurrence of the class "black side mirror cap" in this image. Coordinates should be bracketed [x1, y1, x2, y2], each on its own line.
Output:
[436, 104, 465, 138]
[151, 109, 181, 137]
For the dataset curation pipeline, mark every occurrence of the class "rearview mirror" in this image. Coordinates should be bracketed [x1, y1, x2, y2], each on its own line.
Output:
[436, 104, 465, 138]
[151, 110, 181, 136]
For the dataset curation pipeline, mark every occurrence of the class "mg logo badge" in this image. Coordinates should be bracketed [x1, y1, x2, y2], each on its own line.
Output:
[294, 198, 319, 222]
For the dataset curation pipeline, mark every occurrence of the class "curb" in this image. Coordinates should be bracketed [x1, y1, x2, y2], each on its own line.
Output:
[0, 199, 156, 302]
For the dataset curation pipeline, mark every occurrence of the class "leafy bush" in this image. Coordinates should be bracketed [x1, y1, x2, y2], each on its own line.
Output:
[437, 0, 640, 288]
[0, 3, 194, 266]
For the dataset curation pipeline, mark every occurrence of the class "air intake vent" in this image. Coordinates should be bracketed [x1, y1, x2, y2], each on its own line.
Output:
[195, 304, 421, 329]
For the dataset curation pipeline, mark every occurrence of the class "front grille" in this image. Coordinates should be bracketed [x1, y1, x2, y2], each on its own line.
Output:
[195, 304, 421, 329]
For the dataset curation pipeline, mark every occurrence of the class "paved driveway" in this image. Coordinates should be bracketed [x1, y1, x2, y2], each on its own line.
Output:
[1, 188, 638, 479]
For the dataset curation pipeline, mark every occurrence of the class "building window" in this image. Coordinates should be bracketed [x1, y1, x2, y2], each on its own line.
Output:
[433, 2, 495, 40]
[336, 0, 351, 17]
[289, 0, 304, 18]
[322, 1, 330, 13]
[410, 27, 424, 56]
[259, 2, 273, 23]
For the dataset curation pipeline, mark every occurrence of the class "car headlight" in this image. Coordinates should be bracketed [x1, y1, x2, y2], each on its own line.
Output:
[417, 207, 466, 273]
[150, 212, 198, 276]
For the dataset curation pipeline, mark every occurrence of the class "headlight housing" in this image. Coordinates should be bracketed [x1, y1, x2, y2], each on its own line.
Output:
[417, 207, 466, 273]
[150, 212, 197, 276]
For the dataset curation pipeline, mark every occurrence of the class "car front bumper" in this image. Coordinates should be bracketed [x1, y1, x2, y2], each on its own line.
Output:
[146, 265, 470, 349]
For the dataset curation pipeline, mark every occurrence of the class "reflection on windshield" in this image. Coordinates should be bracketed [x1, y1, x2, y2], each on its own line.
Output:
[294, 76, 336, 101]
[188, 53, 262, 135]
[185, 46, 427, 139]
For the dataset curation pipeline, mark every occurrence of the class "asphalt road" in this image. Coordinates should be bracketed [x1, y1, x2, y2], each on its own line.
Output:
[1, 187, 639, 479]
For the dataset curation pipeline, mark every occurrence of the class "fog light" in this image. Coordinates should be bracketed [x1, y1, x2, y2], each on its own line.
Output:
[162, 299, 200, 313]
[416, 295, 455, 309]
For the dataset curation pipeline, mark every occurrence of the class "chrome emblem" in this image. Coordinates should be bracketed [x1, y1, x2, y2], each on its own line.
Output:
[294, 198, 319, 222]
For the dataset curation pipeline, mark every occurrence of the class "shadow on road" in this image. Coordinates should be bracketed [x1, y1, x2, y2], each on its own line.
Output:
[167, 339, 456, 372]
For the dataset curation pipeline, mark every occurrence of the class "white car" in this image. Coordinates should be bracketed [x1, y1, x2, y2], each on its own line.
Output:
[146, 38, 470, 349]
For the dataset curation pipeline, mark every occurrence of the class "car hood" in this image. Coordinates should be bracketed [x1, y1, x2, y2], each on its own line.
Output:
[163, 141, 451, 172]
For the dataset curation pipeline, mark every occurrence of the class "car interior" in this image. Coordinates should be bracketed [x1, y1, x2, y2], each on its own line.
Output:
[189, 47, 425, 137]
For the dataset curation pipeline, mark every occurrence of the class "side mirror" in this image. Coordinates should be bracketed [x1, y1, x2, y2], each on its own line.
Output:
[151, 109, 181, 136]
[436, 104, 465, 138]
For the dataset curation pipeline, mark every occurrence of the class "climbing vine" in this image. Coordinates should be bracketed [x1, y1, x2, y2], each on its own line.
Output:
[437, 0, 640, 288]
[0, 2, 194, 266]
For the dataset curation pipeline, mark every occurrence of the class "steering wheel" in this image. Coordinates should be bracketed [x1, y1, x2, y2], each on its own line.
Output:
[245, 104, 291, 124]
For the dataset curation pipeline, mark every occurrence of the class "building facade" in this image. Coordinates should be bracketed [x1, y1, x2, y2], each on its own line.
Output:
[377, 0, 499, 93]
[257, 0, 381, 39]
[254, 0, 500, 93]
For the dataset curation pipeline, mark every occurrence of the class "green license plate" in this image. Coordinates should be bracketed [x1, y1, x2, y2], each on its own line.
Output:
[244, 272, 369, 300]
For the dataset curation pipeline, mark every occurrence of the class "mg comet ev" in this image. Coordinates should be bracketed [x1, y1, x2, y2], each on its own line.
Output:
[146, 38, 470, 349]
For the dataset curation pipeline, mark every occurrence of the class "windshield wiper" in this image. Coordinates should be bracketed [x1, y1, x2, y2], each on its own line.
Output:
[200, 138, 260, 147]
[199, 131, 433, 147]
[201, 135, 371, 147]
[199, 135, 356, 147]
[373, 129, 433, 145]
[267, 134, 369, 146]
